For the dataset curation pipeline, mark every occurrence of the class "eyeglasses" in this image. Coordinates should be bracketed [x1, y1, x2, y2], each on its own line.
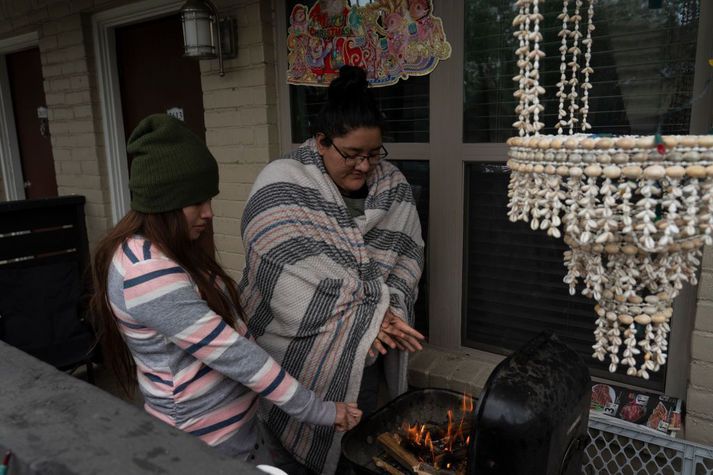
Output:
[331, 142, 389, 165]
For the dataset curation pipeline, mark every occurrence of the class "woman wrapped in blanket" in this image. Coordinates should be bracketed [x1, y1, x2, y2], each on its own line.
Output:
[89, 114, 361, 465]
[239, 66, 426, 474]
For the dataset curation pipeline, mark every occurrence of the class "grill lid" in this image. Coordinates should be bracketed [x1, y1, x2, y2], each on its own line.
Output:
[468, 332, 591, 475]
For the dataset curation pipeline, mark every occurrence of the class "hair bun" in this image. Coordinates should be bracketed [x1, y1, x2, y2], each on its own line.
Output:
[328, 66, 369, 102]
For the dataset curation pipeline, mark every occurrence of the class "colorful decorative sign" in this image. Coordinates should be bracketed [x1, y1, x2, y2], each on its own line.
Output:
[287, 0, 451, 87]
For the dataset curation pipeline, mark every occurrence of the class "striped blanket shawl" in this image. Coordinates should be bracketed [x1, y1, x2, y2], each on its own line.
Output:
[239, 142, 424, 473]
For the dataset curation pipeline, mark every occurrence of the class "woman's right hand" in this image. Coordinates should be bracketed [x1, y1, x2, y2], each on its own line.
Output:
[334, 402, 362, 432]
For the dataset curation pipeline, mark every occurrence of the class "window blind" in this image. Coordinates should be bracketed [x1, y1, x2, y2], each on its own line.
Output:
[463, 163, 665, 390]
[463, 0, 700, 143]
[289, 76, 430, 143]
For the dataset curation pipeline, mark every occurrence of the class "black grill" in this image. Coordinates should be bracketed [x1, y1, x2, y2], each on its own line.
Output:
[342, 333, 591, 475]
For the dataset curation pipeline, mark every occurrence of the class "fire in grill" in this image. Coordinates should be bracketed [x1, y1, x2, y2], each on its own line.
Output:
[342, 388, 471, 474]
[342, 333, 592, 475]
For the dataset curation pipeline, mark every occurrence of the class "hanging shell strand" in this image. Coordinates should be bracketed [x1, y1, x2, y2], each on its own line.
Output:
[506, 0, 713, 378]
[507, 134, 713, 377]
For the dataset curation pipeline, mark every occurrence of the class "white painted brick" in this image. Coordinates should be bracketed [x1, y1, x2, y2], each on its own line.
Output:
[57, 29, 82, 48]
[49, 107, 73, 120]
[211, 146, 247, 164]
[39, 34, 58, 52]
[72, 105, 92, 119]
[216, 250, 245, 273]
[212, 216, 242, 236]
[699, 271, 713, 301]
[213, 233, 243, 255]
[57, 174, 101, 190]
[695, 301, 713, 333]
[85, 202, 107, 218]
[57, 15, 81, 33]
[70, 75, 89, 90]
[204, 110, 243, 128]
[253, 125, 272, 145]
[47, 2, 71, 19]
[81, 160, 100, 176]
[42, 63, 63, 78]
[212, 199, 245, 220]
[702, 245, 713, 270]
[71, 147, 98, 161]
[203, 89, 250, 109]
[51, 148, 72, 161]
[692, 330, 713, 363]
[686, 415, 713, 446]
[64, 90, 91, 105]
[206, 127, 254, 147]
[60, 161, 82, 174]
[690, 361, 713, 393]
[242, 146, 271, 163]
[216, 183, 253, 201]
[687, 387, 713, 418]
[61, 60, 87, 75]
[45, 92, 65, 105]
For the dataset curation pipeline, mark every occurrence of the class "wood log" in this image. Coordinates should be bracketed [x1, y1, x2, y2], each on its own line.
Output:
[377, 432, 421, 473]
[373, 456, 405, 475]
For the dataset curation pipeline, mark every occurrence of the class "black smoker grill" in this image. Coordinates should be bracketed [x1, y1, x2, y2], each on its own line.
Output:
[342, 333, 591, 475]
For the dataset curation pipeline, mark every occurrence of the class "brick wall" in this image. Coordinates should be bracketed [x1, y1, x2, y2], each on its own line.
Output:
[687, 247, 713, 445]
[0, 0, 278, 268]
[204, 0, 279, 280]
[0, 0, 114, 248]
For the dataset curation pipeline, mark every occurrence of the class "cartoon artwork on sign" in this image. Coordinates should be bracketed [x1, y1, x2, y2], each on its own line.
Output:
[287, 0, 451, 87]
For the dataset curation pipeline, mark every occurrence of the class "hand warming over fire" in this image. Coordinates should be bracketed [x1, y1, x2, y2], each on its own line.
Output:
[334, 402, 362, 432]
[369, 310, 426, 357]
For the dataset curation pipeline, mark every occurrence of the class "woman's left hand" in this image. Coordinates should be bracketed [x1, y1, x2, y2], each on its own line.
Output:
[379, 310, 425, 353]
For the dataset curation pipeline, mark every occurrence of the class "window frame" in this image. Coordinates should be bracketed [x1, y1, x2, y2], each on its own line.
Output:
[273, 0, 713, 398]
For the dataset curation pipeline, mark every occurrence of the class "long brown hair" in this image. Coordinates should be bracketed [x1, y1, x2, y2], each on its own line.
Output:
[89, 209, 244, 398]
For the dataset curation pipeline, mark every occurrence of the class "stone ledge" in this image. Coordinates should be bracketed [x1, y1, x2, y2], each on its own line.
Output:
[0, 342, 259, 475]
[408, 344, 503, 396]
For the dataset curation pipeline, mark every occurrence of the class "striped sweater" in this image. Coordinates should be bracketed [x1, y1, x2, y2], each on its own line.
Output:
[107, 236, 336, 458]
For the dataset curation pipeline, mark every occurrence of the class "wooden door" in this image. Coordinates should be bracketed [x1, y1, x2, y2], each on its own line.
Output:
[5, 47, 58, 199]
[115, 13, 206, 148]
[115, 14, 214, 253]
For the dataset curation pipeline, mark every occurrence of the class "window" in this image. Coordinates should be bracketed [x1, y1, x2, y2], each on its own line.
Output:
[463, 0, 700, 142]
[462, 163, 664, 389]
[289, 78, 430, 143]
[461, 0, 702, 391]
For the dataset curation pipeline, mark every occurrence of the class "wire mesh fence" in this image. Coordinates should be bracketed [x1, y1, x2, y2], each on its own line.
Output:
[584, 413, 713, 474]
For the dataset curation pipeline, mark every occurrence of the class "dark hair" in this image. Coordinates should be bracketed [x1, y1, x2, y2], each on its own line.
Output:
[311, 65, 385, 143]
[89, 209, 244, 398]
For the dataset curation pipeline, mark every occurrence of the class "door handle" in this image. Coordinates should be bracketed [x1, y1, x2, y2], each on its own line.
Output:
[23, 180, 31, 188]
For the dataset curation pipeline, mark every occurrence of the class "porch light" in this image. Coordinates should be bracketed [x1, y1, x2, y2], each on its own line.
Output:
[180, 0, 236, 76]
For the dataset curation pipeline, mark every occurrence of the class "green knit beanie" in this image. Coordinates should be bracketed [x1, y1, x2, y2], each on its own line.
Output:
[127, 114, 219, 213]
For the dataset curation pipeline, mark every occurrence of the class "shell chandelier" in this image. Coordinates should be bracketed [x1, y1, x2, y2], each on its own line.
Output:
[506, 0, 713, 379]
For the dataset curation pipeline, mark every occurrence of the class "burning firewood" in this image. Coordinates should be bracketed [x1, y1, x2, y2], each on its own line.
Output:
[373, 456, 406, 475]
[377, 432, 445, 474]
[377, 432, 422, 472]
[374, 393, 474, 475]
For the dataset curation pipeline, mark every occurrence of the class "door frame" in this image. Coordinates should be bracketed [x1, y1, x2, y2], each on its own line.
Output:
[0, 31, 39, 201]
[92, 0, 183, 223]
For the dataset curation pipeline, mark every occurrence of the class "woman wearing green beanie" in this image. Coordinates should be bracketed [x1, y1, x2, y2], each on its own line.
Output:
[90, 114, 361, 464]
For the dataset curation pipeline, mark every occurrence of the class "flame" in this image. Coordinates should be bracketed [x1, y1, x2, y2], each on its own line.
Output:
[425, 431, 435, 463]
[401, 392, 475, 469]
[462, 392, 474, 413]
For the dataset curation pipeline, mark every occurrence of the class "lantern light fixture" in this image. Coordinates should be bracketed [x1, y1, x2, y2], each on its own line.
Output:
[180, 0, 236, 76]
